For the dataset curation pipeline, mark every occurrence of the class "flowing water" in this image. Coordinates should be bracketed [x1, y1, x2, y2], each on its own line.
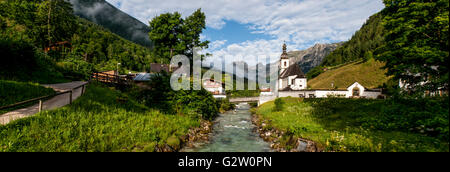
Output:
[182, 103, 271, 152]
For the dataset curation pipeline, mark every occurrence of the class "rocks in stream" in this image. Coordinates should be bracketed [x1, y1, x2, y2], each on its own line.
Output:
[252, 115, 322, 152]
[155, 120, 213, 152]
[296, 138, 319, 152]
[182, 121, 213, 148]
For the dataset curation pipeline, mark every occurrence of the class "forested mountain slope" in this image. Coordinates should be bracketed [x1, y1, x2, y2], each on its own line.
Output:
[0, 0, 157, 83]
[321, 13, 385, 66]
[307, 13, 385, 79]
[69, 0, 152, 47]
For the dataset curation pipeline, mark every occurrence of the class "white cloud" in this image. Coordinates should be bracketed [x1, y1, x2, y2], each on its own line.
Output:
[209, 40, 227, 51]
[203, 39, 283, 67]
[106, 0, 385, 66]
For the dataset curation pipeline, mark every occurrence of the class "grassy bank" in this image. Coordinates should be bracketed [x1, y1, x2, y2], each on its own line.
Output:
[308, 59, 391, 89]
[254, 97, 449, 152]
[0, 80, 55, 114]
[0, 84, 201, 152]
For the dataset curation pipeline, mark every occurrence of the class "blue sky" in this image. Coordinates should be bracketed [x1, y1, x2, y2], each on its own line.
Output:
[203, 20, 273, 47]
[106, 0, 385, 65]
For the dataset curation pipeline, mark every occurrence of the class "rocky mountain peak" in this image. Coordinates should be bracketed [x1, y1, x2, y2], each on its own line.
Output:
[289, 42, 342, 73]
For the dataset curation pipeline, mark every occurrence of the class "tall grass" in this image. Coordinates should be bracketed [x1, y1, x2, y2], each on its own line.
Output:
[0, 84, 201, 152]
[255, 97, 449, 152]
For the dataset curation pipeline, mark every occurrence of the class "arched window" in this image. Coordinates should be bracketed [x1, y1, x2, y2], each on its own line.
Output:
[284, 61, 287, 67]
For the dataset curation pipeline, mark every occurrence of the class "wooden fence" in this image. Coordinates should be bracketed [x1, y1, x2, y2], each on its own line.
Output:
[0, 83, 89, 113]
[91, 72, 131, 85]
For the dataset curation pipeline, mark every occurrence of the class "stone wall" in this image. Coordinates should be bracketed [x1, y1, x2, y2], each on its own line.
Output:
[362, 91, 382, 99]
[278, 90, 382, 99]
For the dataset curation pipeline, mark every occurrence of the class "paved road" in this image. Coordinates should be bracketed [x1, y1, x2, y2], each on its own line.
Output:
[0, 81, 88, 125]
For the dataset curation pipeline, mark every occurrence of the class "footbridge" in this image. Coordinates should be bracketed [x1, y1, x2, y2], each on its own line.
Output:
[229, 97, 260, 103]
[229, 95, 277, 106]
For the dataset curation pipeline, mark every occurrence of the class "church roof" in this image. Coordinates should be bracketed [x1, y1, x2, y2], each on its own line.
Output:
[280, 64, 306, 79]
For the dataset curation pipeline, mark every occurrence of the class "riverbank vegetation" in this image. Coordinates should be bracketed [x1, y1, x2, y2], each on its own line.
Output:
[0, 84, 204, 152]
[253, 97, 449, 152]
[129, 72, 233, 120]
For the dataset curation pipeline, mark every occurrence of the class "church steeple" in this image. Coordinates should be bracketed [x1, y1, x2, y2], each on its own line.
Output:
[281, 42, 288, 59]
[280, 42, 290, 75]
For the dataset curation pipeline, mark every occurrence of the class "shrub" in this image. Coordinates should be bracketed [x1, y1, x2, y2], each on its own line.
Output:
[274, 98, 284, 112]
[360, 97, 449, 141]
[172, 89, 219, 120]
[166, 135, 181, 150]
[0, 34, 38, 79]
[217, 98, 235, 112]
[131, 72, 219, 120]
[248, 102, 258, 108]
[57, 57, 94, 80]
[0, 33, 68, 83]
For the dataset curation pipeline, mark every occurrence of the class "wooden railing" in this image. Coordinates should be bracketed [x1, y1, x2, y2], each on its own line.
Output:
[0, 83, 88, 113]
[91, 72, 131, 85]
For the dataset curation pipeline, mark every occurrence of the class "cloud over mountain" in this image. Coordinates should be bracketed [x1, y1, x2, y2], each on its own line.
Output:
[106, 0, 384, 65]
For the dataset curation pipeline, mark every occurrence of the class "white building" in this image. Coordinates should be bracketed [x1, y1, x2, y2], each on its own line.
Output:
[278, 82, 383, 99]
[278, 43, 308, 91]
[203, 79, 227, 99]
[274, 44, 383, 99]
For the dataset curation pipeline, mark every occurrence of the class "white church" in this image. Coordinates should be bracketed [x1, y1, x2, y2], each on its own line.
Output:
[278, 43, 308, 91]
[266, 43, 383, 100]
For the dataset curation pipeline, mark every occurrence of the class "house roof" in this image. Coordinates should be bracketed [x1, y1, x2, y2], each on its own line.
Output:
[134, 73, 156, 81]
[202, 79, 225, 88]
[280, 64, 306, 79]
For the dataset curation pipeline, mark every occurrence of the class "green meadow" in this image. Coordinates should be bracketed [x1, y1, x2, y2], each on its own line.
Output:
[308, 59, 391, 89]
[254, 97, 449, 152]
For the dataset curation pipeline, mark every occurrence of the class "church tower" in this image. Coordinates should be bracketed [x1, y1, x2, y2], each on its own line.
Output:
[280, 43, 289, 74]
